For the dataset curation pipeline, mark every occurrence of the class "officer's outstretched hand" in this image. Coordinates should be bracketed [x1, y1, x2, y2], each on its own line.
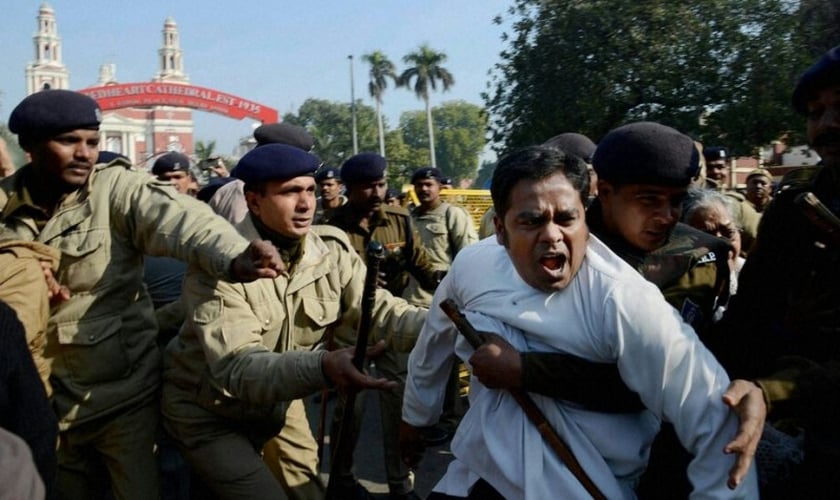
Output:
[722, 379, 766, 489]
[469, 333, 522, 390]
[322, 340, 398, 393]
[230, 240, 285, 281]
[399, 420, 426, 469]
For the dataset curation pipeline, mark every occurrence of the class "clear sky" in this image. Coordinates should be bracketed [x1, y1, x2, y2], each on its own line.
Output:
[0, 1, 511, 158]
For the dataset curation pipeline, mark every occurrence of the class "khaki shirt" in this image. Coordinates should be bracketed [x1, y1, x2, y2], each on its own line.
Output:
[0, 240, 59, 395]
[0, 160, 249, 429]
[403, 202, 478, 307]
[162, 218, 425, 442]
[328, 204, 441, 297]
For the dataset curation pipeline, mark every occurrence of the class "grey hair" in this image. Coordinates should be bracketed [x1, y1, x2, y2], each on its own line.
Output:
[682, 187, 741, 230]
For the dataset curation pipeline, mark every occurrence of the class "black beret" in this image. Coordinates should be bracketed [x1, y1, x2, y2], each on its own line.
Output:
[196, 176, 236, 203]
[253, 123, 314, 151]
[315, 166, 341, 182]
[341, 153, 387, 184]
[792, 45, 840, 115]
[411, 167, 443, 184]
[593, 122, 700, 187]
[152, 152, 191, 176]
[441, 177, 454, 186]
[97, 151, 129, 164]
[542, 133, 597, 163]
[385, 188, 401, 200]
[703, 146, 727, 162]
[9, 89, 102, 137]
[231, 144, 320, 184]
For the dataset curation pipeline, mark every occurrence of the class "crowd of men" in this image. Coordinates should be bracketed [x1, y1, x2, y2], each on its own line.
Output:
[1, 44, 839, 500]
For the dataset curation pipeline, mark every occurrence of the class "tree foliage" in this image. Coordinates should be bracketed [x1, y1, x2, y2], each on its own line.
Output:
[0, 124, 26, 171]
[194, 139, 217, 161]
[798, 0, 840, 57]
[400, 100, 488, 182]
[283, 98, 379, 166]
[484, 0, 813, 156]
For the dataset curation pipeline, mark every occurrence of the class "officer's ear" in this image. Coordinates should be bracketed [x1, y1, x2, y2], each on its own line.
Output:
[244, 189, 262, 217]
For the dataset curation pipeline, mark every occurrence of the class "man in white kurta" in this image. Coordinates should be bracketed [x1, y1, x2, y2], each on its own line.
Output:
[401, 145, 758, 499]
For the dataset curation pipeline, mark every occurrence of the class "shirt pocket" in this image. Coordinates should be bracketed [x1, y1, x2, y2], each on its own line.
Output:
[58, 229, 110, 292]
[298, 295, 340, 348]
[301, 295, 340, 328]
[56, 314, 130, 386]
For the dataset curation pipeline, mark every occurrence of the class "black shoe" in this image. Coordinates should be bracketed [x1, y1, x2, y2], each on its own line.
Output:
[332, 482, 376, 500]
[419, 425, 451, 446]
[389, 491, 421, 500]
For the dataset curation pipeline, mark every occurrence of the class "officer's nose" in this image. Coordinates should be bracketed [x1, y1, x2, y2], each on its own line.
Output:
[75, 142, 96, 162]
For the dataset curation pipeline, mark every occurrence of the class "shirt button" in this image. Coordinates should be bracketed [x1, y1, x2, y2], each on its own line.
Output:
[88, 335, 96, 341]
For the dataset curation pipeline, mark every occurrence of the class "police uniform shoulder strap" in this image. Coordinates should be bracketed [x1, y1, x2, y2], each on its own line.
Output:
[311, 224, 354, 253]
[95, 156, 133, 172]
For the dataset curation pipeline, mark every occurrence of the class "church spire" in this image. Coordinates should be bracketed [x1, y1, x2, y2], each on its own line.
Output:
[155, 16, 188, 82]
[25, 2, 70, 93]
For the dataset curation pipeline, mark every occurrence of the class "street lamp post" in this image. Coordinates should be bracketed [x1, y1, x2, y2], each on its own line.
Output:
[348, 54, 359, 155]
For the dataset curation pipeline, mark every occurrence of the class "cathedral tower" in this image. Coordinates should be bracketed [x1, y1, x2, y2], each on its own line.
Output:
[25, 2, 70, 94]
[155, 16, 188, 82]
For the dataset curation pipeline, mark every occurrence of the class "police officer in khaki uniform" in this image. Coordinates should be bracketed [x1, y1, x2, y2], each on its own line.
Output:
[328, 153, 441, 500]
[0, 89, 284, 500]
[403, 167, 477, 308]
[162, 144, 426, 499]
[313, 166, 346, 224]
[743, 167, 774, 213]
[404, 167, 479, 445]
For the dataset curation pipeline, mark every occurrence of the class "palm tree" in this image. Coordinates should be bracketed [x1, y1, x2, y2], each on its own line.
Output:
[194, 139, 217, 162]
[362, 51, 398, 157]
[398, 45, 454, 168]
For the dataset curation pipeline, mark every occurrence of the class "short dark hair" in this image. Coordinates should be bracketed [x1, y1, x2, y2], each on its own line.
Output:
[243, 181, 268, 195]
[491, 146, 589, 219]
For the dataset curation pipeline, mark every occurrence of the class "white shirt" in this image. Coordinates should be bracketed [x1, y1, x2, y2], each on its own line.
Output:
[403, 236, 758, 499]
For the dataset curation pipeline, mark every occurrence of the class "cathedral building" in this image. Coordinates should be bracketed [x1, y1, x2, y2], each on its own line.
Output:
[25, 3, 195, 167]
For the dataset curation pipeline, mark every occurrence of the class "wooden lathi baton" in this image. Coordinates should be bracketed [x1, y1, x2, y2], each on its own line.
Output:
[325, 240, 385, 499]
[439, 298, 607, 500]
[795, 191, 840, 246]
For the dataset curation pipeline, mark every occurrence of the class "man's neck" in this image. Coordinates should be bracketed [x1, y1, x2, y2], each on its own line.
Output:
[323, 196, 342, 209]
[418, 198, 443, 214]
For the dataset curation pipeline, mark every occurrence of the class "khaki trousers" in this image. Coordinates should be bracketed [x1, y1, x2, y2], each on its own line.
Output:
[57, 400, 159, 500]
[262, 399, 325, 500]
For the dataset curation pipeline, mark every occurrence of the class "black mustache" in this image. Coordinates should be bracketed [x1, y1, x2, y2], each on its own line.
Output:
[811, 132, 840, 148]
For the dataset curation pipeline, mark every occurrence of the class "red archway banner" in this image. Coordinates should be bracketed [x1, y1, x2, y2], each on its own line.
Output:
[79, 82, 278, 123]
